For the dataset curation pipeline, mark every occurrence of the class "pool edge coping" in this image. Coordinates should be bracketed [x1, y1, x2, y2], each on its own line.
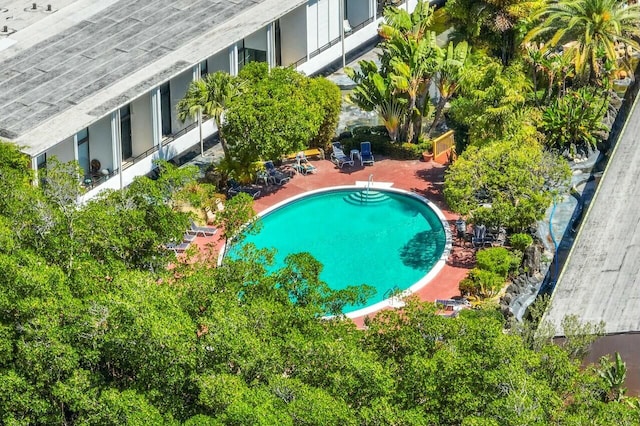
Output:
[218, 185, 453, 319]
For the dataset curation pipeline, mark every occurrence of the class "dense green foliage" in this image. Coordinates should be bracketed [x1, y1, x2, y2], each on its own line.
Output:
[444, 138, 570, 230]
[445, 0, 545, 65]
[223, 63, 341, 164]
[1, 140, 639, 424]
[524, 0, 640, 85]
[542, 87, 609, 152]
[346, 1, 442, 143]
[509, 232, 533, 251]
[176, 71, 245, 161]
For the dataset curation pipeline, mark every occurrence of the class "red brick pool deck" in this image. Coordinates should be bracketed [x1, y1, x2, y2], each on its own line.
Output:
[191, 156, 475, 327]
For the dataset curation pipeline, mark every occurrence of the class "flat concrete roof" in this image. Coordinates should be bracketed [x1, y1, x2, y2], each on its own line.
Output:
[544, 96, 640, 336]
[0, 0, 307, 156]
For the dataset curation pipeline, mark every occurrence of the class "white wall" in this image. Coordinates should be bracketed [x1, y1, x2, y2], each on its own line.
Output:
[131, 92, 153, 157]
[170, 69, 194, 134]
[298, 15, 381, 75]
[88, 116, 113, 174]
[47, 136, 75, 163]
[245, 27, 267, 51]
[208, 50, 229, 73]
[307, 0, 319, 52]
[279, 5, 307, 66]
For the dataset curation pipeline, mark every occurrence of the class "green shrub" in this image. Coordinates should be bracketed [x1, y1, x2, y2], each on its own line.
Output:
[459, 268, 504, 299]
[475, 247, 519, 278]
[310, 77, 342, 151]
[510, 233, 533, 251]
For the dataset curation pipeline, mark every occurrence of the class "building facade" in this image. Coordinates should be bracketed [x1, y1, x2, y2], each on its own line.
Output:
[0, 0, 421, 201]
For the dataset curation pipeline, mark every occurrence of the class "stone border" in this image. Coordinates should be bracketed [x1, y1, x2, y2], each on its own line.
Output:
[219, 185, 452, 319]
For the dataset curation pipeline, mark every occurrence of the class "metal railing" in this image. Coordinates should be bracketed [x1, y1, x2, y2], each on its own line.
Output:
[308, 35, 342, 60]
[120, 122, 199, 172]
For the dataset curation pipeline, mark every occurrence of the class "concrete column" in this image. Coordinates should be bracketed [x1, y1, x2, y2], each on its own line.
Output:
[73, 133, 79, 162]
[192, 65, 204, 156]
[339, 0, 345, 68]
[150, 87, 162, 149]
[266, 22, 275, 70]
[111, 110, 123, 189]
[31, 156, 39, 186]
[229, 43, 239, 76]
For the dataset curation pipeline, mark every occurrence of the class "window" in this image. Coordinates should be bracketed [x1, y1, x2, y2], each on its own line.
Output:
[238, 40, 267, 71]
[160, 83, 171, 137]
[36, 153, 46, 170]
[77, 128, 90, 176]
[120, 105, 132, 160]
[200, 60, 208, 77]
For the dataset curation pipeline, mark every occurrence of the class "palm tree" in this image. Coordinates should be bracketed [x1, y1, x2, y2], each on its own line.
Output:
[429, 41, 470, 136]
[176, 71, 244, 161]
[524, 0, 640, 85]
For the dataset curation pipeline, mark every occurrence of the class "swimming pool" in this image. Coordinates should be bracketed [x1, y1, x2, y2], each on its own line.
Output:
[227, 186, 451, 317]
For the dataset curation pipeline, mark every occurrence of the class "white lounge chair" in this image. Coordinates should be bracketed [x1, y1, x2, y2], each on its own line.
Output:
[188, 219, 217, 237]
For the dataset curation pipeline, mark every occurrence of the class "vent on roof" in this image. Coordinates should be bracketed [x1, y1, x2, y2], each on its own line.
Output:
[0, 25, 16, 36]
[24, 3, 57, 13]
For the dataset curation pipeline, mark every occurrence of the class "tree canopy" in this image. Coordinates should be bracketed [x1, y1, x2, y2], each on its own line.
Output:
[223, 63, 341, 164]
[0, 141, 638, 424]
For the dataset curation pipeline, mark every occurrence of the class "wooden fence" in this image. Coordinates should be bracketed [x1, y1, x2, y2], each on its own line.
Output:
[432, 130, 455, 164]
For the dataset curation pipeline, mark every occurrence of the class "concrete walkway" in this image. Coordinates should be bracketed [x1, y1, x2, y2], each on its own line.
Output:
[188, 156, 474, 327]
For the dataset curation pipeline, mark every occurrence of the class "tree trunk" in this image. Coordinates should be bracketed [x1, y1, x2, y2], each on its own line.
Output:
[405, 96, 417, 143]
[215, 117, 232, 160]
[429, 95, 448, 137]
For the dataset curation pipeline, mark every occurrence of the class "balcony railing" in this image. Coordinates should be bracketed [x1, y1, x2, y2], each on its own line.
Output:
[120, 121, 199, 172]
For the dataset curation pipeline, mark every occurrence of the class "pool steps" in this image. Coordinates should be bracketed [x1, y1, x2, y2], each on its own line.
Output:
[343, 190, 390, 205]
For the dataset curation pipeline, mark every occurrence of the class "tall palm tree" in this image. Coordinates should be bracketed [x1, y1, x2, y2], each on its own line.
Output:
[429, 41, 470, 136]
[524, 0, 640, 85]
[176, 71, 244, 161]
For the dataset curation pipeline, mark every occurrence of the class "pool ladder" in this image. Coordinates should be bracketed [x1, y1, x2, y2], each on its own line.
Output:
[365, 174, 373, 199]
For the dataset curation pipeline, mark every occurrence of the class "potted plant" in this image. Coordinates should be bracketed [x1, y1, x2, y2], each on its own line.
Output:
[418, 136, 433, 162]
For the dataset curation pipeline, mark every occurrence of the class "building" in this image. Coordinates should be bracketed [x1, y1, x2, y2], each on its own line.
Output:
[0, 0, 422, 201]
[543, 91, 640, 395]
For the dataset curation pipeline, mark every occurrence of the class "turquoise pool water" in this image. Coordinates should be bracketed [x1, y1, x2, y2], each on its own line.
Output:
[229, 188, 447, 314]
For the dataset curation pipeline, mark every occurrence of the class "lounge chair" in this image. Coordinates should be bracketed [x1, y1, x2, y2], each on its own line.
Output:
[166, 241, 191, 254]
[360, 141, 374, 166]
[188, 219, 217, 237]
[330, 144, 354, 168]
[472, 224, 487, 248]
[227, 179, 262, 199]
[292, 152, 317, 175]
[183, 233, 197, 242]
[264, 161, 291, 185]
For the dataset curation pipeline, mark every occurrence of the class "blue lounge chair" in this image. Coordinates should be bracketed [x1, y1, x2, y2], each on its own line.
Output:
[331, 144, 354, 168]
[292, 152, 317, 175]
[227, 179, 262, 199]
[264, 161, 291, 185]
[360, 141, 374, 166]
[472, 224, 493, 248]
[188, 219, 217, 237]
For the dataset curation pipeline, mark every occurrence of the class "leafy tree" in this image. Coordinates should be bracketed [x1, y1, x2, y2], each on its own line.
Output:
[598, 352, 627, 402]
[347, 1, 441, 143]
[176, 71, 245, 161]
[446, 0, 545, 64]
[346, 62, 406, 141]
[223, 63, 338, 164]
[448, 55, 535, 146]
[308, 77, 342, 150]
[214, 192, 258, 245]
[429, 40, 470, 136]
[541, 87, 608, 154]
[444, 138, 570, 230]
[524, 0, 640, 85]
